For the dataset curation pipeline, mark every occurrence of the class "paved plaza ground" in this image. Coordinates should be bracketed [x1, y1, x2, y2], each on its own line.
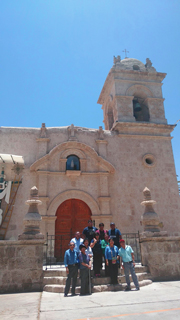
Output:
[0, 281, 180, 320]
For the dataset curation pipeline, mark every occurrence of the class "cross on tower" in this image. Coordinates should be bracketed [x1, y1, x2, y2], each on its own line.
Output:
[123, 49, 129, 58]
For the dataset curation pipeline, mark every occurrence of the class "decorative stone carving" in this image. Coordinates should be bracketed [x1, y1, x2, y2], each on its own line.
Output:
[40, 123, 47, 138]
[98, 126, 104, 140]
[68, 124, 77, 141]
[145, 58, 156, 72]
[145, 58, 152, 68]
[140, 187, 163, 232]
[113, 55, 121, 65]
[18, 186, 44, 240]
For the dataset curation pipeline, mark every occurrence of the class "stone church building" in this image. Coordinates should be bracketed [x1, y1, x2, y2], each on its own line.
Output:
[0, 56, 180, 259]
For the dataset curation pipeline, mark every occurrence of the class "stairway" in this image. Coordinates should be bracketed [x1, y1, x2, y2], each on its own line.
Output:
[43, 264, 152, 293]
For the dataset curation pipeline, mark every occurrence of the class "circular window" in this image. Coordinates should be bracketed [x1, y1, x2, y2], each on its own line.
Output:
[143, 154, 156, 167]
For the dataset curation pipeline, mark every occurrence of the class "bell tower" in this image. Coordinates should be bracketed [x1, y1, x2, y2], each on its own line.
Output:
[97, 56, 167, 130]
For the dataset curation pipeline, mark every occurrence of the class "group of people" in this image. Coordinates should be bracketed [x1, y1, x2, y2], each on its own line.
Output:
[64, 220, 139, 297]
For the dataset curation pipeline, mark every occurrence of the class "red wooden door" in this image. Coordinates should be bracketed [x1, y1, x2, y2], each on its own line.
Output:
[55, 199, 91, 260]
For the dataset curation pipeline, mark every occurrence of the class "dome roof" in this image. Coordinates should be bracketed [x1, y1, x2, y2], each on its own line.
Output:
[113, 57, 156, 73]
[120, 58, 146, 71]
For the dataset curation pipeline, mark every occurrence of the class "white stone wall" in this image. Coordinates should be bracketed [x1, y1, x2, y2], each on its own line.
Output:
[0, 125, 179, 240]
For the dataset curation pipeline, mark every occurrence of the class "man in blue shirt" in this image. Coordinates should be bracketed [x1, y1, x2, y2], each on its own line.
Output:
[64, 241, 78, 297]
[119, 239, 139, 291]
[108, 222, 122, 248]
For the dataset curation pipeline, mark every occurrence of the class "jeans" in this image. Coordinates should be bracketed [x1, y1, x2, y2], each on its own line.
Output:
[64, 264, 78, 295]
[123, 261, 139, 289]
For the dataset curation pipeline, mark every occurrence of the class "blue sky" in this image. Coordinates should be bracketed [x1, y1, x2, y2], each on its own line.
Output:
[0, 0, 180, 178]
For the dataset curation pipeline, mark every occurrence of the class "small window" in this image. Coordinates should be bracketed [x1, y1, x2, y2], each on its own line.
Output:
[143, 154, 156, 168]
[66, 155, 80, 170]
[133, 65, 140, 70]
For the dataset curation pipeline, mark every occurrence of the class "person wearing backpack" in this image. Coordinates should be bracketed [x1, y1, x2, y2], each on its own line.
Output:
[108, 222, 122, 248]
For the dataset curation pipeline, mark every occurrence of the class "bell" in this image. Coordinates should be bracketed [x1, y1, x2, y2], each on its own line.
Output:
[134, 102, 141, 112]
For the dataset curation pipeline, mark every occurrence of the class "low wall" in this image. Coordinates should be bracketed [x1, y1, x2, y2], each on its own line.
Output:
[139, 236, 180, 281]
[0, 240, 44, 293]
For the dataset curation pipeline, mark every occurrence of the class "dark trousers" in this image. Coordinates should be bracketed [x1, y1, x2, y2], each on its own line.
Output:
[64, 264, 78, 295]
[93, 253, 102, 275]
[80, 268, 89, 295]
[108, 260, 118, 284]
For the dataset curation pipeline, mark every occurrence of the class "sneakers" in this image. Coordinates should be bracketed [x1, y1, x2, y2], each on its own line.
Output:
[64, 294, 67, 297]
[135, 287, 140, 291]
[124, 286, 131, 291]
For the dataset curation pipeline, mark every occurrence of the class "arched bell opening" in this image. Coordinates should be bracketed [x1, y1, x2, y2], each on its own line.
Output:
[133, 98, 150, 122]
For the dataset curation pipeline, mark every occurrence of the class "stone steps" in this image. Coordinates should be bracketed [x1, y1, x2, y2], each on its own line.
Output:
[43, 265, 152, 293]
[43, 265, 148, 277]
[44, 279, 152, 294]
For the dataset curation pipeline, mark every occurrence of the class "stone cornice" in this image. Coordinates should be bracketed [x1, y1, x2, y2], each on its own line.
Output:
[0, 240, 45, 246]
[114, 79, 163, 87]
[95, 140, 108, 144]
[41, 216, 57, 221]
[139, 236, 180, 243]
[98, 196, 111, 202]
[117, 134, 172, 140]
[91, 214, 112, 218]
[112, 122, 176, 136]
[35, 170, 111, 176]
[115, 95, 134, 101]
[39, 196, 49, 202]
[66, 170, 81, 177]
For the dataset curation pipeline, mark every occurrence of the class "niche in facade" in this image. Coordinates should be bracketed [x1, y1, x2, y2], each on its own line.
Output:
[133, 98, 150, 122]
[66, 155, 80, 170]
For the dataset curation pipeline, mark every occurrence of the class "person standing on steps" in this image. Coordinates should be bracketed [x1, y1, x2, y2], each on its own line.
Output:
[119, 239, 140, 291]
[79, 244, 91, 295]
[82, 220, 98, 245]
[64, 241, 79, 297]
[96, 223, 108, 240]
[105, 237, 119, 284]
[90, 232, 102, 277]
[108, 222, 122, 248]
[71, 231, 83, 253]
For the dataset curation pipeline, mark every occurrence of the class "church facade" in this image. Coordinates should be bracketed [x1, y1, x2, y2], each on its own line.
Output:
[0, 56, 180, 258]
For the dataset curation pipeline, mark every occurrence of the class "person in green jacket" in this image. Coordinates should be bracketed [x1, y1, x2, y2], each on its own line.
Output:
[101, 232, 110, 276]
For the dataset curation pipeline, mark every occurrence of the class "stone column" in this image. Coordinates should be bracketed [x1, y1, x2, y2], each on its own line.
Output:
[140, 187, 163, 232]
[138, 187, 180, 282]
[115, 96, 135, 122]
[19, 186, 44, 240]
[145, 98, 167, 124]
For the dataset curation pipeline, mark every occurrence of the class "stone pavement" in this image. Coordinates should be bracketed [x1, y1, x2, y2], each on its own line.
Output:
[0, 281, 180, 320]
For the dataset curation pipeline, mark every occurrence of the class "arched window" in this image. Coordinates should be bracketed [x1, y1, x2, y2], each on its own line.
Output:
[133, 98, 150, 122]
[66, 155, 80, 171]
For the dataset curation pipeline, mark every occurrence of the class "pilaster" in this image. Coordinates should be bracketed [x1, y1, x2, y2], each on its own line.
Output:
[115, 96, 135, 122]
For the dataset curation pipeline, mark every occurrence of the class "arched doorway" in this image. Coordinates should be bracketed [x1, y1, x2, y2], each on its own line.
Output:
[55, 199, 92, 260]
